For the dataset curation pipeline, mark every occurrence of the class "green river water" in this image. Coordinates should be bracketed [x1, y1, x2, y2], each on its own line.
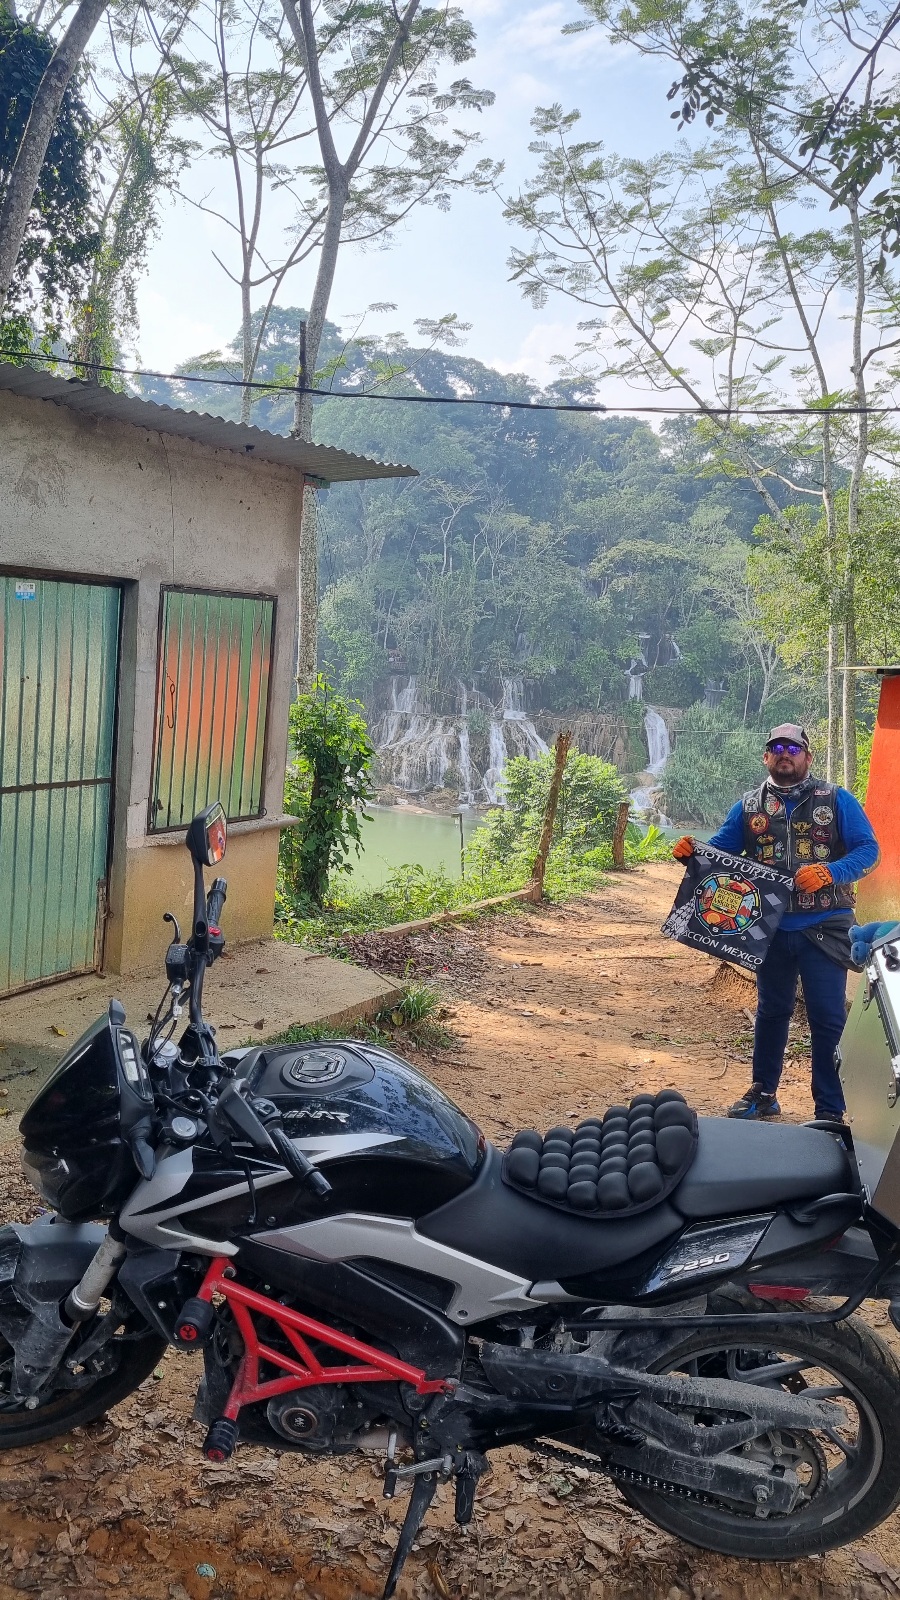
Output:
[348, 805, 483, 888]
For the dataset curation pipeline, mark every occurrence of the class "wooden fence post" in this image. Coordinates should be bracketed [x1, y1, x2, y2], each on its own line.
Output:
[611, 800, 630, 870]
[529, 731, 572, 902]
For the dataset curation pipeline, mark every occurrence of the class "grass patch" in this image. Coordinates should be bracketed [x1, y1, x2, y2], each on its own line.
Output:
[263, 982, 454, 1053]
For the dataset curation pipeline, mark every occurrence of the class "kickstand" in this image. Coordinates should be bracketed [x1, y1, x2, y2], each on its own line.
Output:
[382, 1469, 438, 1600]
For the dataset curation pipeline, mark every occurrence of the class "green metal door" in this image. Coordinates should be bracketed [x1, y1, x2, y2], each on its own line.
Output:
[0, 576, 121, 995]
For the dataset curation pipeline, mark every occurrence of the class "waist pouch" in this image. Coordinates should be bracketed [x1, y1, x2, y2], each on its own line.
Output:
[801, 913, 855, 970]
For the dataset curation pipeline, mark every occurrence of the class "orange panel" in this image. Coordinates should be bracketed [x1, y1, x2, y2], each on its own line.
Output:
[858, 672, 900, 923]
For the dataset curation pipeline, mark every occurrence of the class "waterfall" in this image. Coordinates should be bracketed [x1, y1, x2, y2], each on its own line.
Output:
[645, 707, 671, 775]
[374, 673, 548, 803]
[457, 721, 475, 803]
[483, 721, 508, 805]
[502, 677, 526, 720]
[630, 706, 671, 823]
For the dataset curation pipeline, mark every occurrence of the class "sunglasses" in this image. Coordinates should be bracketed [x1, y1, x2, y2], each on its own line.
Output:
[767, 741, 806, 756]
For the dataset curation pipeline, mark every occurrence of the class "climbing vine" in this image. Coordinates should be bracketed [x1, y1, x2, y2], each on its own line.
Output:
[279, 676, 376, 908]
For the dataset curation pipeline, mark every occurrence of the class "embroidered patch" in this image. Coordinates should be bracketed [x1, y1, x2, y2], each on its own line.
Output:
[812, 827, 830, 842]
[765, 795, 784, 815]
[749, 814, 768, 834]
[819, 892, 832, 907]
[796, 839, 813, 859]
[814, 787, 831, 797]
[799, 892, 815, 908]
[793, 820, 812, 834]
[813, 806, 834, 825]
[774, 842, 785, 860]
[759, 846, 775, 861]
[814, 844, 830, 859]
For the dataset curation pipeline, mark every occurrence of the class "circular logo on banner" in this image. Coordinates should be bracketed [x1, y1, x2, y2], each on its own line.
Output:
[749, 814, 768, 834]
[813, 806, 833, 825]
[696, 873, 762, 935]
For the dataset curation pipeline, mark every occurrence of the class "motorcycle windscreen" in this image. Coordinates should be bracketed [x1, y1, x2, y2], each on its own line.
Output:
[839, 945, 900, 1225]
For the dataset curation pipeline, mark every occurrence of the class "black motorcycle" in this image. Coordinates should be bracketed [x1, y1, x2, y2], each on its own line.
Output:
[5, 802, 900, 1596]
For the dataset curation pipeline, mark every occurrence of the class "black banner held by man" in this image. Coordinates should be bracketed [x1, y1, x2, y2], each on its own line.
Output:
[662, 842, 794, 972]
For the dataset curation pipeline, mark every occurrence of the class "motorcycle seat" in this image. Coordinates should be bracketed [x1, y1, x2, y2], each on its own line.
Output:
[419, 1143, 685, 1280]
[671, 1117, 855, 1218]
[418, 1121, 856, 1284]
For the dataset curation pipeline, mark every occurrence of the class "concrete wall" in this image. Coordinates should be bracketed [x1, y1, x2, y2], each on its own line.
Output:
[0, 388, 303, 977]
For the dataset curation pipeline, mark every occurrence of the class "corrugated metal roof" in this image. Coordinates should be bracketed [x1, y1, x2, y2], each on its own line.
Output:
[0, 361, 417, 483]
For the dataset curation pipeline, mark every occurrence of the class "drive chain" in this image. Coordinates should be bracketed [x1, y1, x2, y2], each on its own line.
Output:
[531, 1438, 719, 1506]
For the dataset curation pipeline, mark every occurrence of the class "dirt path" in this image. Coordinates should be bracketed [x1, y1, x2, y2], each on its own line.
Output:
[0, 865, 894, 1600]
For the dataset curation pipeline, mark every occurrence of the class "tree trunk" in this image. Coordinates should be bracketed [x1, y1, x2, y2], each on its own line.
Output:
[842, 596, 858, 793]
[0, 0, 108, 313]
[842, 197, 869, 797]
[611, 800, 630, 870]
[240, 277, 253, 425]
[529, 732, 571, 901]
[826, 622, 839, 782]
[296, 483, 319, 692]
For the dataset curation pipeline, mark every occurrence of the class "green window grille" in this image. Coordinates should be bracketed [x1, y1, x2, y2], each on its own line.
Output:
[150, 589, 275, 831]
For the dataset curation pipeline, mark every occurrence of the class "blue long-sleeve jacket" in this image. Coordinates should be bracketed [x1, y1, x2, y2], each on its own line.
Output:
[707, 787, 879, 930]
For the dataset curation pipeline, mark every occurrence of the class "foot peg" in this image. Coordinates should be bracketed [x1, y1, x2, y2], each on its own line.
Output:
[203, 1417, 238, 1462]
[454, 1450, 490, 1525]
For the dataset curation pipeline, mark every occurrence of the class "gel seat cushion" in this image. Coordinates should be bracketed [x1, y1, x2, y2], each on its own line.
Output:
[502, 1090, 699, 1216]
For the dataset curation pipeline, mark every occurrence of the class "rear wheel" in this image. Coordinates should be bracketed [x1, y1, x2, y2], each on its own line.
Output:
[0, 1318, 166, 1449]
[615, 1293, 900, 1559]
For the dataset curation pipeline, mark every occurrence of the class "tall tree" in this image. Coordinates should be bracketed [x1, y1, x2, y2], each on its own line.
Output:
[0, 0, 108, 316]
[145, 0, 323, 423]
[278, 0, 495, 688]
[505, 0, 900, 784]
[72, 9, 193, 375]
[0, 2, 100, 327]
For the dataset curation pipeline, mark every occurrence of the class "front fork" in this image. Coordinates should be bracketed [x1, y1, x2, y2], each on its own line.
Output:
[8, 1229, 128, 1405]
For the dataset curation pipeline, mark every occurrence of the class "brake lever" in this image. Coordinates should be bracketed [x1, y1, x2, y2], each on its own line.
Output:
[213, 1079, 277, 1153]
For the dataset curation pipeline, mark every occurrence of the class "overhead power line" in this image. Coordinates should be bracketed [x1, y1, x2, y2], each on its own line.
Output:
[1, 347, 898, 417]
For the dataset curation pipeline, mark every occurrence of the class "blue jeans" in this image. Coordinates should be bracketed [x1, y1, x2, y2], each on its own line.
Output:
[752, 929, 847, 1117]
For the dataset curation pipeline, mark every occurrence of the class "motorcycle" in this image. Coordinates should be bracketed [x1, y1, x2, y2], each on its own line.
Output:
[5, 802, 900, 1596]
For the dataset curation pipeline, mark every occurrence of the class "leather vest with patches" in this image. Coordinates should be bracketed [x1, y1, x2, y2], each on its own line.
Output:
[740, 779, 854, 915]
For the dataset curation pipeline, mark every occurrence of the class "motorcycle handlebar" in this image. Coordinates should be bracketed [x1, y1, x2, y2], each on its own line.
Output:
[268, 1126, 333, 1198]
[206, 877, 227, 929]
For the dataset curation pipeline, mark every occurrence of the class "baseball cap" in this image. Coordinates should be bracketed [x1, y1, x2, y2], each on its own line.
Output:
[766, 723, 810, 751]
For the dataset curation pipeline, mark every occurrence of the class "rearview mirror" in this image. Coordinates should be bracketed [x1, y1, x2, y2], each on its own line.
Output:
[186, 802, 227, 866]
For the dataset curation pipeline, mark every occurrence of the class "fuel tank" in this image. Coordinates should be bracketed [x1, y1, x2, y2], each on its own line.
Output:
[121, 1042, 487, 1249]
[239, 1040, 485, 1214]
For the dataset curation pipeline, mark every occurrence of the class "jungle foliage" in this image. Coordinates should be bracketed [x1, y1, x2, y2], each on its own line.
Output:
[151, 308, 796, 731]
[0, 11, 99, 325]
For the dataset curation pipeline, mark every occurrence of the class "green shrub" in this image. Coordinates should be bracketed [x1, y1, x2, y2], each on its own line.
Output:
[279, 675, 376, 907]
[664, 705, 765, 825]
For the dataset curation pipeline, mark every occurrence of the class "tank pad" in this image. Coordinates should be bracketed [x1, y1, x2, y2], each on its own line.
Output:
[502, 1091, 698, 1217]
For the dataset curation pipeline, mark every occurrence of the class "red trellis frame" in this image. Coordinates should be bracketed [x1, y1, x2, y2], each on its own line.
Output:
[191, 1256, 450, 1432]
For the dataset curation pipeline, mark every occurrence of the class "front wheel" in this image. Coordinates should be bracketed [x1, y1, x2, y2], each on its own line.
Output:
[0, 1320, 166, 1449]
[616, 1292, 900, 1560]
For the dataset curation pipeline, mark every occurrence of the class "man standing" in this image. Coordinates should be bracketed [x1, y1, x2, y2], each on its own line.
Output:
[672, 724, 879, 1122]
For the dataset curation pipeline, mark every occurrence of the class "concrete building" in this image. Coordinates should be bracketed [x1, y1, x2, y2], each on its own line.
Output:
[0, 361, 415, 997]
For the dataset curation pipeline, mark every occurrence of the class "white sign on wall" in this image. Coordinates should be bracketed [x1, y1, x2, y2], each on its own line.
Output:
[14, 580, 36, 600]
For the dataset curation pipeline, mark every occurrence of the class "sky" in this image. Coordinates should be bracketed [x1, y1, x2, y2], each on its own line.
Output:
[135, 0, 680, 387]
